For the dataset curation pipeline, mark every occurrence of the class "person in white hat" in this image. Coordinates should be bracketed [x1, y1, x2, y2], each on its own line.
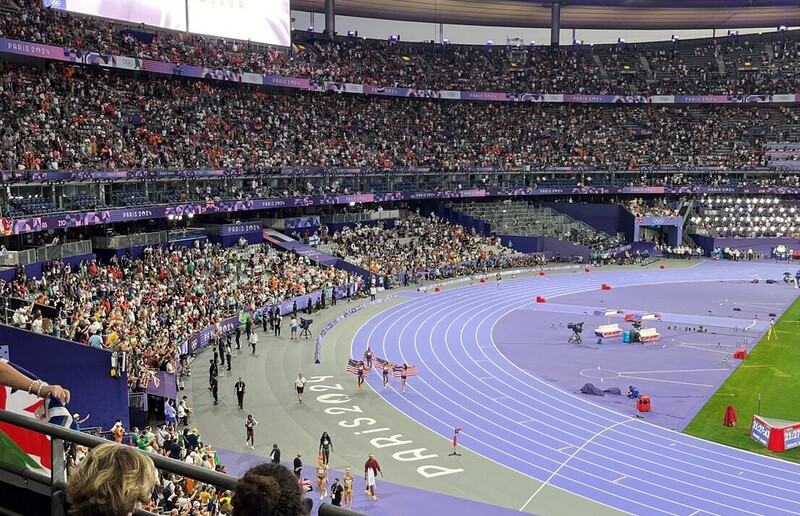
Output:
[72, 413, 91, 431]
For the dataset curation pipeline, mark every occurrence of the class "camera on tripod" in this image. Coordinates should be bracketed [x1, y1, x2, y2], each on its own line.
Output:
[299, 318, 313, 339]
[567, 322, 584, 343]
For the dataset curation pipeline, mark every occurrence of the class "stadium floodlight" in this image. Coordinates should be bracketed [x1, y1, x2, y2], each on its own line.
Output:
[618, 38, 626, 44]
[347, 30, 356, 37]
[530, 40, 536, 46]
[486, 40, 493, 47]
[307, 26, 314, 31]
[728, 30, 739, 36]
[778, 25, 788, 32]
[671, 34, 680, 41]
[443, 38, 450, 44]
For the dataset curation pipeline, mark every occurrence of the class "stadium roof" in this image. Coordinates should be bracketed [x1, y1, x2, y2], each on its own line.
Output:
[293, 0, 800, 30]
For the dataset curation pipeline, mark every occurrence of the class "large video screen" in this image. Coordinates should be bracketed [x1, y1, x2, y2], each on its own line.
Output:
[43, 0, 187, 31]
[187, 0, 291, 47]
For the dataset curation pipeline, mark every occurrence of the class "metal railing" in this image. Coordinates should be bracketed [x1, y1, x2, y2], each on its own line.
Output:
[0, 409, 234, 516]
[326, 209, 401, 223]
[0, 409, 363, 516]
[0, 240, 92, 267]
[128, 392, 148, 411]
[93, 232, 167, 249]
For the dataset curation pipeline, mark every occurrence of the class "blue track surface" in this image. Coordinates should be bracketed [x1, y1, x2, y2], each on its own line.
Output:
[352, 262, 800, 515]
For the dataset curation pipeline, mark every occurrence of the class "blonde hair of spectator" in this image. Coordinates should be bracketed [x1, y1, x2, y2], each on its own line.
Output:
[67, 442, 157, 516]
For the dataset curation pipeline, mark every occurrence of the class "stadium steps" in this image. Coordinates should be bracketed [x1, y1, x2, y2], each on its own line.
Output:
[592, 54, 608, 79]
[638, 55, 653, 79]
[263, 228, 295, 244]
[0, 2, 17, 16]
[715, 55, 726, 76]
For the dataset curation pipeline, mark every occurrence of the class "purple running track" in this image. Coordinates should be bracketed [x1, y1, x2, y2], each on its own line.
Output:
[354, 262, 800, 515]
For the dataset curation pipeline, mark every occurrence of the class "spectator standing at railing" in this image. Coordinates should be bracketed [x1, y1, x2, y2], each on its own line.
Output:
[111, 420, 126, 443]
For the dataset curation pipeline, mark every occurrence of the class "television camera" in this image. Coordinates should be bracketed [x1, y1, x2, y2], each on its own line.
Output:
[300, 318, 313, 339]
[567, 322, 584, 343]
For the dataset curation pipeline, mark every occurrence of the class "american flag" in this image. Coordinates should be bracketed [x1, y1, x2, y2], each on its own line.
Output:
[374, 358, 391, 371]
[346, 359, 370, 377]
[392, 365, 418, 378]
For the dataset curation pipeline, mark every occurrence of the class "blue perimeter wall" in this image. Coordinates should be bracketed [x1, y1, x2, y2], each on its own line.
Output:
[0, 326, 129, 431]
[543, 202, 634, 242]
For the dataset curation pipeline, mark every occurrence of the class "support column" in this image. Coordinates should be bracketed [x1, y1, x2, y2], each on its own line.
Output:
[550, 2, 561, 47]
[325, 0, 335, 38]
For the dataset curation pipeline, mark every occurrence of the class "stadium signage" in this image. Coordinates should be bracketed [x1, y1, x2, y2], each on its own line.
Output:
[4, 41, 52, 56]
[750, 417, 771, 446]
[8, 184, 800, 236]
[784, 428, 800, 450]
[121, 210, 153, 219]
[222, 223, 262, 235]
[2, 37, 800, 107]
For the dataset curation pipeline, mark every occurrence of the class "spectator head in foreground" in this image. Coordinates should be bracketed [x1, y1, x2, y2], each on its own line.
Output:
[232, 463, 312, 516]
[67, 442, 157, 516]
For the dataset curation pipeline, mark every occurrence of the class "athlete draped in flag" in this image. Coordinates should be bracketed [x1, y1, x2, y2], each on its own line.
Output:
[392, 364, 419, 394]
[375, 358, 393, 389]
[0, 359, 73, 470]
[346, 359, 370, 390]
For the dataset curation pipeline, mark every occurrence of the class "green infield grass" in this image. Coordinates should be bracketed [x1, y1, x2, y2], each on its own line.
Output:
[684, 294, 800, 462]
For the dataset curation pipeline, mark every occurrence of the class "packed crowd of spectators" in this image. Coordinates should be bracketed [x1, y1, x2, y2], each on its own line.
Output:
[325, 213, 542, 279]
[1, 241, 351, 388]
[4, 0, 800, 96]
[1, 61, 787, 173]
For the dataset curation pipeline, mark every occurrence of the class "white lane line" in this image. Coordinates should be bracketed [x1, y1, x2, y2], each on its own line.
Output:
[618, 375, 715, 388]
[618, 368, 731, 375]
[519, 419, 633, 511]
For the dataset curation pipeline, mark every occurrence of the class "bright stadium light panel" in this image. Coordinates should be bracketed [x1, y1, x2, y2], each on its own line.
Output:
[43, 0, 187, 30]
[188, 0, 291, 46]
[43, 0, 292, 46]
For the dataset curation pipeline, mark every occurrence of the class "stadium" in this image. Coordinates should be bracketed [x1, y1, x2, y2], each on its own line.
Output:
[2, 0, 800, 515]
